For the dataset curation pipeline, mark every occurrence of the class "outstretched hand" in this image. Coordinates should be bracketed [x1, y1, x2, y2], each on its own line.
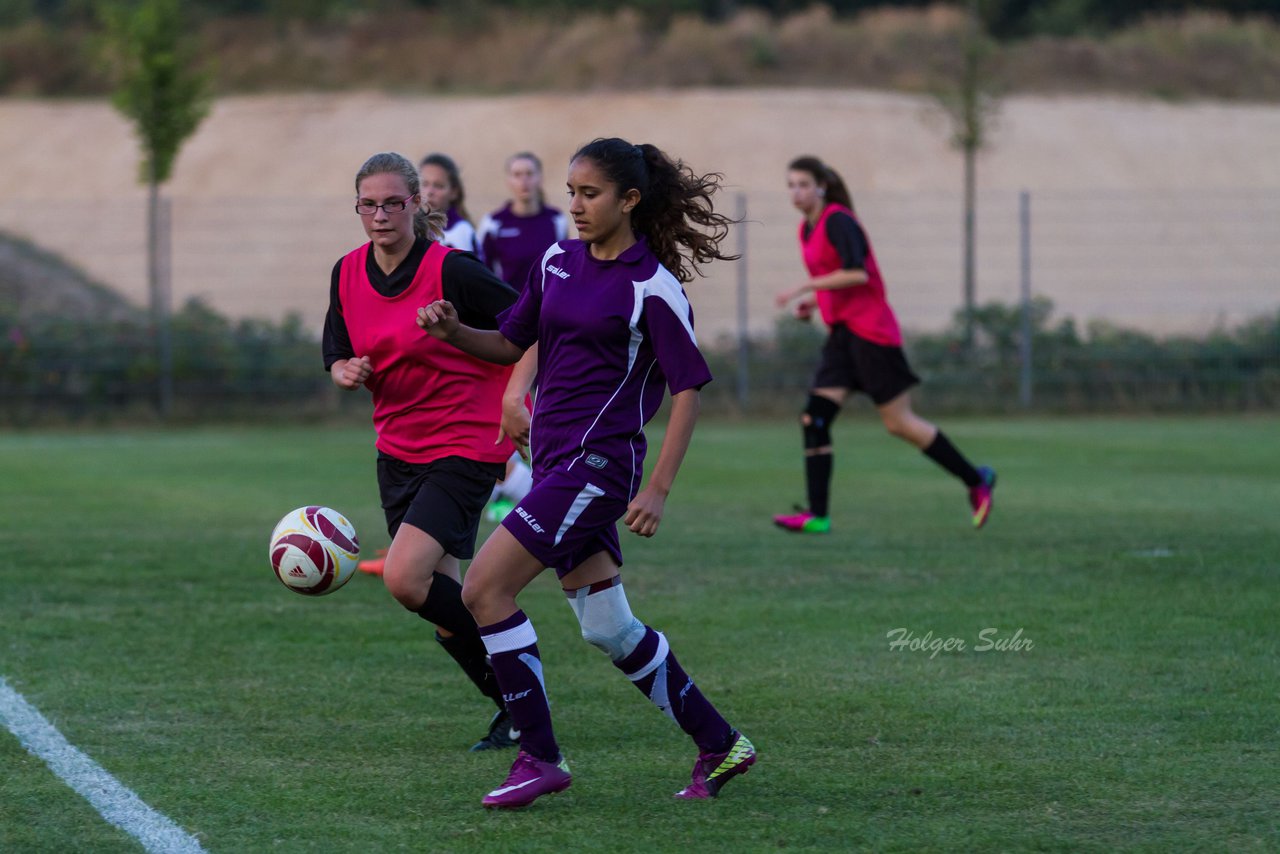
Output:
[417, 300, 459, 340]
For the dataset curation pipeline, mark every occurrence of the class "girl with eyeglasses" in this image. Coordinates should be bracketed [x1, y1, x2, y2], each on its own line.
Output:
[418, 138, 756, 809]
[323, 152, 534, 753]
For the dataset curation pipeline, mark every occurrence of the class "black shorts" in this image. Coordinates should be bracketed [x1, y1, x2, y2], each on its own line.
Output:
[376, 453, 506, 559]
[811, 323, 920, 405]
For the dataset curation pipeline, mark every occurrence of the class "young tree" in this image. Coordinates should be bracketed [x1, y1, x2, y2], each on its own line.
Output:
[933, 0, 1000, 354]
[102, 0, 210, 416]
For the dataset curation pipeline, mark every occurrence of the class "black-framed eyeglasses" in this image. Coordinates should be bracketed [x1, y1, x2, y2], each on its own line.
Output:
[355, 195, 415, 215]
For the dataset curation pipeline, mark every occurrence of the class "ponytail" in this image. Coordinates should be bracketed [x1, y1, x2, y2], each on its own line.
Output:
[572, 137, 739, 283]
[414, 207, 446, 241]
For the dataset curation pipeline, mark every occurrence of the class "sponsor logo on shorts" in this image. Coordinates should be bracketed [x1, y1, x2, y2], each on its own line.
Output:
[584, 454, 608, 470]
[515, 506, 545, 534]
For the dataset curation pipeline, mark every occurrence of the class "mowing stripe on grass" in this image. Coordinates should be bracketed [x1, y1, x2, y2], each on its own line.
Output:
[0, 675, 206, 853]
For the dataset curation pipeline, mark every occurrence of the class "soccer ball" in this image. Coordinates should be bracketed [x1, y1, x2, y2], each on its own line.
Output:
[269, 506, 360, 596]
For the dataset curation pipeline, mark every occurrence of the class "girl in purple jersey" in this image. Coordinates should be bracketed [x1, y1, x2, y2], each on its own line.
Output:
[418, 138, 756, 809]
[418, 152, 479, 254]
[477, 151, 570, 294]
[475, 152, 565, 520]
[774, 156, 996, 534]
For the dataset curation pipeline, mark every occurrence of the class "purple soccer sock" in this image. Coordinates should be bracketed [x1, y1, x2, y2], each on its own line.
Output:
[479, 610, 559, 763]
[614, 626, 733, 753]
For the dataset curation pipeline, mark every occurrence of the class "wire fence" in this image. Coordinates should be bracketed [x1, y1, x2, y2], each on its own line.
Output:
[2, 188, 1278, 420]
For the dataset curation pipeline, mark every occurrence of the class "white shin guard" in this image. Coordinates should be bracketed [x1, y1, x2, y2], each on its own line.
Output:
[566, 581, 646, 662]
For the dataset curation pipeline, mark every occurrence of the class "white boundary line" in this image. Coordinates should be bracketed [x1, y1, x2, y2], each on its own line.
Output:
[0, 675, 206, 853]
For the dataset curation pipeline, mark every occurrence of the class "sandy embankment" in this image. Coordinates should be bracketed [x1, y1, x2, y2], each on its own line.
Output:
[1, 89, 1278, 338]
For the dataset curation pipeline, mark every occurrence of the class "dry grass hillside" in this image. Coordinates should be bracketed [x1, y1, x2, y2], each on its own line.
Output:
[1, 87, 1278, 340]
[8, 6, 1280, 101]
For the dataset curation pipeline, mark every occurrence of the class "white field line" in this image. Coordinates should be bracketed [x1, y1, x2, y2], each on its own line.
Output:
[0, 675, 206, 853]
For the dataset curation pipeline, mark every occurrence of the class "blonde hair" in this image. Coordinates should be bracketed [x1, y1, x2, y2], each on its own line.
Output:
[355, 152, 445, 240]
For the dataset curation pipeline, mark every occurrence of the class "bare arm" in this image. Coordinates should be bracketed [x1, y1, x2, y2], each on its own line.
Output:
[417, 300, 525, 365]
[775, 268, 868, 307]
[624, 387, 701, 538]
[499, 343, 538, 456]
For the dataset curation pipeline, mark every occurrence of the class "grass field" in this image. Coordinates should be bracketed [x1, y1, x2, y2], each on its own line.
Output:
[1, 417, 1277, 853]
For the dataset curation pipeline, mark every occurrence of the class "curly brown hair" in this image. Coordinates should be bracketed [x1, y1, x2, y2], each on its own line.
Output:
[571, 137, 739, 283]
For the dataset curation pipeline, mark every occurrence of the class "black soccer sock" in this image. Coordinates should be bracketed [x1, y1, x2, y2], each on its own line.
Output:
[413, 571, 476, 637]
[436, 631, 505, 710]
[805, 453, 833, 518]
[923, 431, 982, 487]
[802, 395, 841, 518]
[415, 573, 504, 709]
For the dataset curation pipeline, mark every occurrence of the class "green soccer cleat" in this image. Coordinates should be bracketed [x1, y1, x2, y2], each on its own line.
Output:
[675, 731, 757, 799]
[772, 510, 831, 534]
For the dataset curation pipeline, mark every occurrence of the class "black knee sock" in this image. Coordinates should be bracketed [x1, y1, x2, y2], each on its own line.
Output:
[802, 395, 841, 518]
[413, 572, 475, 637]
[805, 453, 833, 517]
[415, 573, 503, 709]
[436, 631, 504, 710]
[923, 431, 982, 487]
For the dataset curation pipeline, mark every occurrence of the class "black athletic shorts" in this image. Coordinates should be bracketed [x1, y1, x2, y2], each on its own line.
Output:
[376, 453, 506, 558]
[811, 323, 920, 405]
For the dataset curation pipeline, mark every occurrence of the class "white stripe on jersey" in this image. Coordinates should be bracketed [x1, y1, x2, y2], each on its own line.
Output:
[538, 242, 567, 294]
[475, 213, 498, 262]
[441, 219, 478, 253]
[629, 266, 698, 348]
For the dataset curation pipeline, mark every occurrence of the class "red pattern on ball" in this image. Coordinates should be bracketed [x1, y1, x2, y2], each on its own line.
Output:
[272, 532, 336, 595]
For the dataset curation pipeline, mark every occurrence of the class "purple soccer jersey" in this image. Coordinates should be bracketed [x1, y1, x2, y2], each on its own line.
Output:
[440, 207, 479, 254]
[477, 204, 569, 293]
[499, 237, 712, 499]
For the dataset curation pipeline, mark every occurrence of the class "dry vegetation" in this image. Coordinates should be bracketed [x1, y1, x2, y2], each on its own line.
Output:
[4, 5, 1280, 100]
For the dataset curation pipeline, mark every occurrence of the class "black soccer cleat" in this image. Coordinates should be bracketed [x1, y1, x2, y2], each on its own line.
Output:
[469, 708, 520, 752]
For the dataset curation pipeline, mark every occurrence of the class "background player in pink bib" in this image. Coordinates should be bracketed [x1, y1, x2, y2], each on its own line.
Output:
[323, 152, 532, 752]
[774, 155, 997, 534]
[418, 137, 756, 809]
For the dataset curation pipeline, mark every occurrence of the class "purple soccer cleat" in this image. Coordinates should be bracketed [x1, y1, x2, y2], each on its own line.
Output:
[675, 730, 757, 800]
[481, 750, 572, 809]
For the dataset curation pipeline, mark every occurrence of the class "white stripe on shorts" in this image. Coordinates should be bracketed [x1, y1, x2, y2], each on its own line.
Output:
[554, 482, 606, 547]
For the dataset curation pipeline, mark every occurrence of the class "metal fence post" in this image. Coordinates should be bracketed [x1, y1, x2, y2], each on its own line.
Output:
[1019, 189, 1032, 409]
[736, 192, 749, 411]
